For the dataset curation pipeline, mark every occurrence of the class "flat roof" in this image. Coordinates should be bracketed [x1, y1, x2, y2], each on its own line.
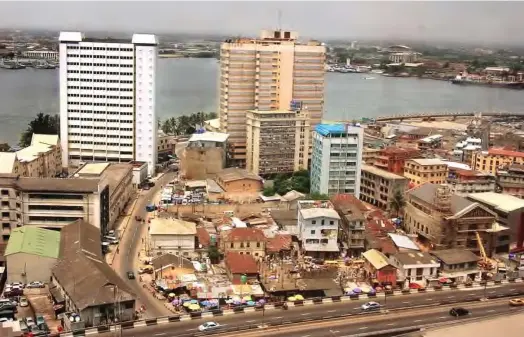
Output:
[150, 217, 197, 236]
[388, 233, 419, 250]
[0, 153, 17, 174]
[75, 163, 110, 176]
[362, 164, 406, 180]
[408, 158, 446, 166]
[188, 132, 229, 143]
[299, 208, 341, 220]
[5, 226, 61, 259]
[315, 123, 362, 137]
[467, 192, 524, 213]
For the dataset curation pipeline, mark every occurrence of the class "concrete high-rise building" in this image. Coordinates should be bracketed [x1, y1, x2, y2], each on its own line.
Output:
[219, 30, 326, 166]
[310, 124, 364, 197]
[246, 109, 310, 176]
[58, 32, 158, 176]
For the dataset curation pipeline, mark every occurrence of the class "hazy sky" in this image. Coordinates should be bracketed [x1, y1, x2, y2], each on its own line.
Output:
[2, 1, 522, 44]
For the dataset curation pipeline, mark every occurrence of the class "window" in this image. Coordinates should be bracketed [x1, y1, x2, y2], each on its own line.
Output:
[230, 243, 234, 248]
[311, 230, 316, 235]
[256, 242, 261, 248]
[312, 220, 316, 224]
[246, 242, 250, 248]
[329, 220, 334, 225]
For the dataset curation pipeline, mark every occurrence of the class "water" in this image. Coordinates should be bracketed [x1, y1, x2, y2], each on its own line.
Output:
[1, 58, 524, 144]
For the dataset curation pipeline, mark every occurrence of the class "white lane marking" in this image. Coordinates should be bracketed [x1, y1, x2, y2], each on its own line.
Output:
[486, 310, 496, 313]
[330, 330, 340, 333]
[301, 313, 311, 316]
[273, 316, 283, 320]
[425, 298, 433, 301]
[302, 335, 311, 337]
[155, 334, 166, 336]
[488, 291, 496, 294]
[246, 320, 256, 323]
[447, 296, 455, 298]
[359, 327, 368, 330]
[403, 301, 410, 304]
[414, 319, 423, 322]
[327, 310, 337, 313]
[387, 323, 396, 326]
[186, 329, 196, 331]
[509, 288, 516, 291]
[438, 316, 447, 319]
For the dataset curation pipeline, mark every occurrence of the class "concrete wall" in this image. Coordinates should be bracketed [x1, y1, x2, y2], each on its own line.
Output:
[6, 253, 56, 283]
[181, 147, 225, 180]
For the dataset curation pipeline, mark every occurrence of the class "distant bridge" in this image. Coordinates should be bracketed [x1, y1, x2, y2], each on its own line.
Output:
[374, 111, 524, 122]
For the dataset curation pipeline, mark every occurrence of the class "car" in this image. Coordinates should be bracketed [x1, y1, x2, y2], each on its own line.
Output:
[0, 317, 12, 323]
[361, 301, 381, 311]
[127, 271, 135, 280]
[27, 281, 45, 289]
[138, 267, 154, 275]
[10, 282, 24, 288]
[509, 298, 524, 306]
[35, 315, 45, 326]
[198, 321, 221, 332]
[449, 307, 470, 317]
[25, 317, 35, 327]
[19, 297, 29, 307]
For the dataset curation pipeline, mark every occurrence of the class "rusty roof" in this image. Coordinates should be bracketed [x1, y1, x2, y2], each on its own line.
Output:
[266, 234, 292, 253]
[225, 252, 259, 274]
[225, 227, 266, 242]
[0, 174, 100, 193]
[215, 167, 262, 183]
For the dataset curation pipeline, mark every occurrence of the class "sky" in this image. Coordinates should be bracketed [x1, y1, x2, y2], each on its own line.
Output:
[2, 1, 523, 45]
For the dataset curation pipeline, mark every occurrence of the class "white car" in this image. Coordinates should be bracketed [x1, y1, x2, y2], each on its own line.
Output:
[198, 321, 221, 332]
[19, 297, 29, 307]
[25, 317, 35, 327]
[361, 301, 381, 311]
[27, 281, 45, 289]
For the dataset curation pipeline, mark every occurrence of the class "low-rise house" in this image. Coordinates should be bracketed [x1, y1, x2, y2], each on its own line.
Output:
[430, 249, 481, 283]
[362, 249, 397, 286]
[365, 211, 398, 256]
[388, 233, 420, 252]
[404, 159, 448, 187]
[389, 251, 440, 287]
[360, 164, 408, 212]
[266, 234, 292, 258]
[215, 168, 263, 193]
[270, 210, 298, 236]
[51, 220, 135, 327]
[221, 227, 266, 258]
[149, 217, 197, 257]
[4, 226, 60, 283]
[225, 252, 259, 284]
[331, 194, 367, 257]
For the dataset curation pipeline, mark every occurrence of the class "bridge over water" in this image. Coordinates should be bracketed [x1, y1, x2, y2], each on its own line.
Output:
[374, 111, 524, 122]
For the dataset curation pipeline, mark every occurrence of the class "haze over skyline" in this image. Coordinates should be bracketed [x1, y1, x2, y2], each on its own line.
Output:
[2, 1, 522, 45]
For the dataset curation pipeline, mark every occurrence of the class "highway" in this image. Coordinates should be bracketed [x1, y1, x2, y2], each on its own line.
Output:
[98, 282, 524, 337]
[114, 171, 177, 318]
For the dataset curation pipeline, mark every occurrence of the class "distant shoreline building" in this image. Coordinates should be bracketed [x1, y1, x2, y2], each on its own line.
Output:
[58, 32, 158, 175]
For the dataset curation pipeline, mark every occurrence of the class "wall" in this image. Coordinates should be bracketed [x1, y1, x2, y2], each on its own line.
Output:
[167, 201, 284, 216]
[151, 234, 195, 257]
[223, 240, 265, 257]
[222, 179, 262, 193]
[6, 253, 56, 283]
[181, 147, 225, 180]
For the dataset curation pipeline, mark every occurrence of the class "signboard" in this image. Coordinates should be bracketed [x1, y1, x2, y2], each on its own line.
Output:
[290, 100, 303, 110]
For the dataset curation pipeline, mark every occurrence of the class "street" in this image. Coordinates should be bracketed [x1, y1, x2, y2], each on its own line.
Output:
[112, 171, 178, 318]
[97, 282, 524, 337]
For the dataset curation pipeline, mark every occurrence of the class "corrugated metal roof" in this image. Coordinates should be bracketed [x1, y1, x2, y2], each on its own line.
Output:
[362, 249, 391, 270]
[315, 123, 362, 137]
[388, 233, 420, 251]
[5, 227, 60, 259]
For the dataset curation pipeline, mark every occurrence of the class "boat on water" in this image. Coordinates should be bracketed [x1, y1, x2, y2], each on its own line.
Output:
[33, 60, 57, 69]
[371, 69, 385, 74]
[363, 76, 376, 80]
[451, 75, 524, 89]
[0, 60, 26, 70]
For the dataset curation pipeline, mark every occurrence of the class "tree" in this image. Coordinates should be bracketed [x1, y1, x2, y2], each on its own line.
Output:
[389, 189, 406, 218]
[20, 113, 59, 147]
[263, 186, 276, 197]
[207, 246, 221, 264]
[309, 192, 329, 200]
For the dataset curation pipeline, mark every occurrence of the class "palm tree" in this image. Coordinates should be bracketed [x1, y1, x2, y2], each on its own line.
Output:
[389, 189, 406, 218]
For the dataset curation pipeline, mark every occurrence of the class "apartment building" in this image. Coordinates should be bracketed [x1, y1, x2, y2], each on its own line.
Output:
[246, 109, 310, 175]
[157, 130, 176, 160]
[310, 124, 364, 197]
[59, 32, 158, 175]
[219, 30, 326, 166]
[297, 200, 341, 259]
[181, 132, 229, 180]
[404, 183, 507, 254]
[360, 164, 408, 211]
[0, 134, 62, 178]
[362, 147, 381, 165]
[372, 147, 419, 175]
[221, 227, 266, 257]
[447, 168, 495, 196]
[496, 164, 524, 198]
[331, 194, 367, 257]
[471, 148, 524, 174]
[404, 158, 448, 187]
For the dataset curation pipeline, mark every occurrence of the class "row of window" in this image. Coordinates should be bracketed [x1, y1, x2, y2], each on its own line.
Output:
[67, 70, 133, 75]
[70, 141, 132, 146]
[68, 78, 133, 84]
[68, 55, 133, 60]
[68, 46, 134, 52]
[68, 102, 133, 108]
[67, 94, 133, 99]
[69, 125, 133, 131]
[69, 133, 133, 139]
[68, 86, 133, 92]
[69, 155, 131, 162]
[68, 118, 133, 123]
[67, 62, 133, 68]
[68, 110, 133, 116]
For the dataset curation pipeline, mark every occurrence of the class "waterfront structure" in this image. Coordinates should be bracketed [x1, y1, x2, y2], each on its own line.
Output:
[21, 50, 59, 60]
[372, 147, 419, 175]
[331, 194, 367, 257]
[149, 217, 197, 257]
[496, 164, 524, 198]
[360, 164, 408, 211]
[219, 30, 325, 166]
[447, 168, 495, 196]
[471, 148, 524, 174]
[404, 183, 507, 254]
[297, 200, 341, 259]
[404, 158, 448, 187]
[310, 124, 364, 197]
[181, 132, 229, 180]
[0, 134, 62, 178]
[58, 32, 158, 175]
[246, 109, 310, 175]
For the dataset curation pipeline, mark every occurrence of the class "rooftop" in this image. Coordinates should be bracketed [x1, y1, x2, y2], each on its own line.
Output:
[0, 153, 17, 174]
[393, 251, 439, 266]
[149, 217, 197, 236]
[407, 183, 474, 214]
[215, 167, 262, 183]
[487, 148, 524, 158]
[362, 249, 392, 270]
[59, 31, 158, 45]
[196, 227, 211, 247]
[315, 123, 362, 137]
[5, 226, 61, 259]
[75, 162, 110, 176]
[128, 161, 147, 169]
[467, 192, 524, 213]
[266, 234, 292, 253]
[388, 233, 420, 251]
[151, 253, 194, 271]
[16, 176, 100, 193]
[408, 158, 446, 166]
[430, 248, 480, 265]
[188, 132, 229, 143]
[225, 227, 266, 242]
[300, 207, 341, 220]
[225, 252, 259, 274]
[330, 194, 367, 221]
[362, 164, 407, 180]
[31, 134, 59, 147]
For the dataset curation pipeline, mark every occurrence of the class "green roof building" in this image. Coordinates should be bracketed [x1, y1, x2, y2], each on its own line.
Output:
[5, 226, 61, 283]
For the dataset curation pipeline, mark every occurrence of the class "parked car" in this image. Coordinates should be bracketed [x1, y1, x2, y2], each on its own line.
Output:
[18, 319, 28, 332]
[198, 321, 221, 332]
[361, 301, 381, 311]
[25, 317, 35, 327]
[449, 307, 470, 317]
[0, 317, 12, 323]
[509, 298, 524, 307]
[35, 315, 45, 326]
[27, 281, 45, 289]
[138, 267, 154, 275]
[127, 271, 135, 280]
[19, 297, 29, 307]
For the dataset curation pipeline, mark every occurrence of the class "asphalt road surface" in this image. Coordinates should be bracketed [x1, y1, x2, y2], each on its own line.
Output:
[99, 282, 524, 337]
[114, 171, 177, 318]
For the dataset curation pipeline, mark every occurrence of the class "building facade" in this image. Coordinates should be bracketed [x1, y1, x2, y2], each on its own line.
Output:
[404, 159, 448, 187]
[59, 32, 158, 175]
[372, 147, 419, 175]
[310, 124, 364, 197]
[219, 30, 326, 166]
[221, 228, 266, 257]
[331, 194, 367, 257]
[389, 252, 440, 287]
[214, 168, 263, 193]
[149, 217, 197, 257]
[181, 132, 229, 180]
[471, 148, 524, 174]
[360, 164, 408, 211]
[246, 109, 310, 175]
[21, 50, 59, 60]
[447, 168, 495, 196]
[496, 164, 524, 198]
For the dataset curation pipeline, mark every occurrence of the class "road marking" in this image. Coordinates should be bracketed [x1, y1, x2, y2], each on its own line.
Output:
[273, 316, 283, 320]
[302, 335, 311, 337]
[186, 329, 196, 331]
[486, 310, 496, 313]
[301, 313, 311, 316]
[414, 319, 423, 322]
[387, 323, 396, 326]
[246, 320, 256, 323]
[509, 288, 516, 291]
[330, 330, 340, 333]
[438, 316, 447, 319]
[403, 301, 410, 304]
[488, 291, 496, 294]
[447, 296, 455, 298]
[327, 310, 337, 313]
[359, 327, 368, 330]
[155, 334, 166, 336]
[426, 298, 433, 301]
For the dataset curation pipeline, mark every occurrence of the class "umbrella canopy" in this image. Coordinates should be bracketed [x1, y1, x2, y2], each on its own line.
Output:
[287, 296, 297, 301]
[188, 304, 200, 311]
[258, 299, 266, 304]
[168, 293, 176, 297]
[353, 288, 362, 293]
[247, 301, 256, 306]
[190, 299, 198, 304]
[183, 302, 191, 307]
[294, 295, 304, 300]
[242, 296, 252, 301]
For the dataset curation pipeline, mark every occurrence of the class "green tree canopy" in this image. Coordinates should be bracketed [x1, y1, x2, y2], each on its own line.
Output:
[20, 113, 59, 147]
[389, 189, 406, 217]
[160, 111, 217, 135]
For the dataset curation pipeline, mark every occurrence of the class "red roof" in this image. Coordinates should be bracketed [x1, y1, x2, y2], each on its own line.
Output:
[331, 194, 368, 212]
[488, 148, 524, 158]
[225, 252, 259, 274]
[266, 234, 292, 253]
[226, 228, 266, 242]
[196, 227, 211, 247]
[366, 210, 396, 234]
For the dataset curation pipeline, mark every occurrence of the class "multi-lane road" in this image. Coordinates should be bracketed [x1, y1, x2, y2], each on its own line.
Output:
[113, 171, 177, 318]
[98, 282, 524, 337]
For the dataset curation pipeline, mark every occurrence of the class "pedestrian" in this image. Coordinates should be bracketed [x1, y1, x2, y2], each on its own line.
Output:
[138, 252, 140, 258]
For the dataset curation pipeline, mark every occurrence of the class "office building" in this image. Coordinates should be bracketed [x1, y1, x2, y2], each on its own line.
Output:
[58, 32, 158, 176]
[447, 168, 495, 196]
[372, 146, 419, 175]
[219, 30, 326, 165]
[360, 164, 408, 211]
[404, 158, 448, 187]
[471, 148, 524, 174]
[310, 124, 364, 197]
[246, 109, 310, 175]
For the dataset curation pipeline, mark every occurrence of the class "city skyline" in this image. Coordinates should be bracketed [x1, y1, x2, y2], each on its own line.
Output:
[2, 1, 524, 45]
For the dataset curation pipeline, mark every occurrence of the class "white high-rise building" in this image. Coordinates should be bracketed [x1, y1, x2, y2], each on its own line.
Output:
[310, 124, 364, 197]
[58, 32, 158, 176]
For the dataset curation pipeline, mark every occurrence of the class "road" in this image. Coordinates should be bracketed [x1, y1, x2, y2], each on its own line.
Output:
[99, 282, 524, 337]
[113, 171, 177, 318]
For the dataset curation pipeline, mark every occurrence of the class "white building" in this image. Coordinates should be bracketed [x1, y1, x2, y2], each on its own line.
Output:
[149, 217, 197, 257]
[310, 124, 364, 197]
[389, 251, 440, 287]
[297, 200, 341, 259]
[58, 32, 158, 176]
